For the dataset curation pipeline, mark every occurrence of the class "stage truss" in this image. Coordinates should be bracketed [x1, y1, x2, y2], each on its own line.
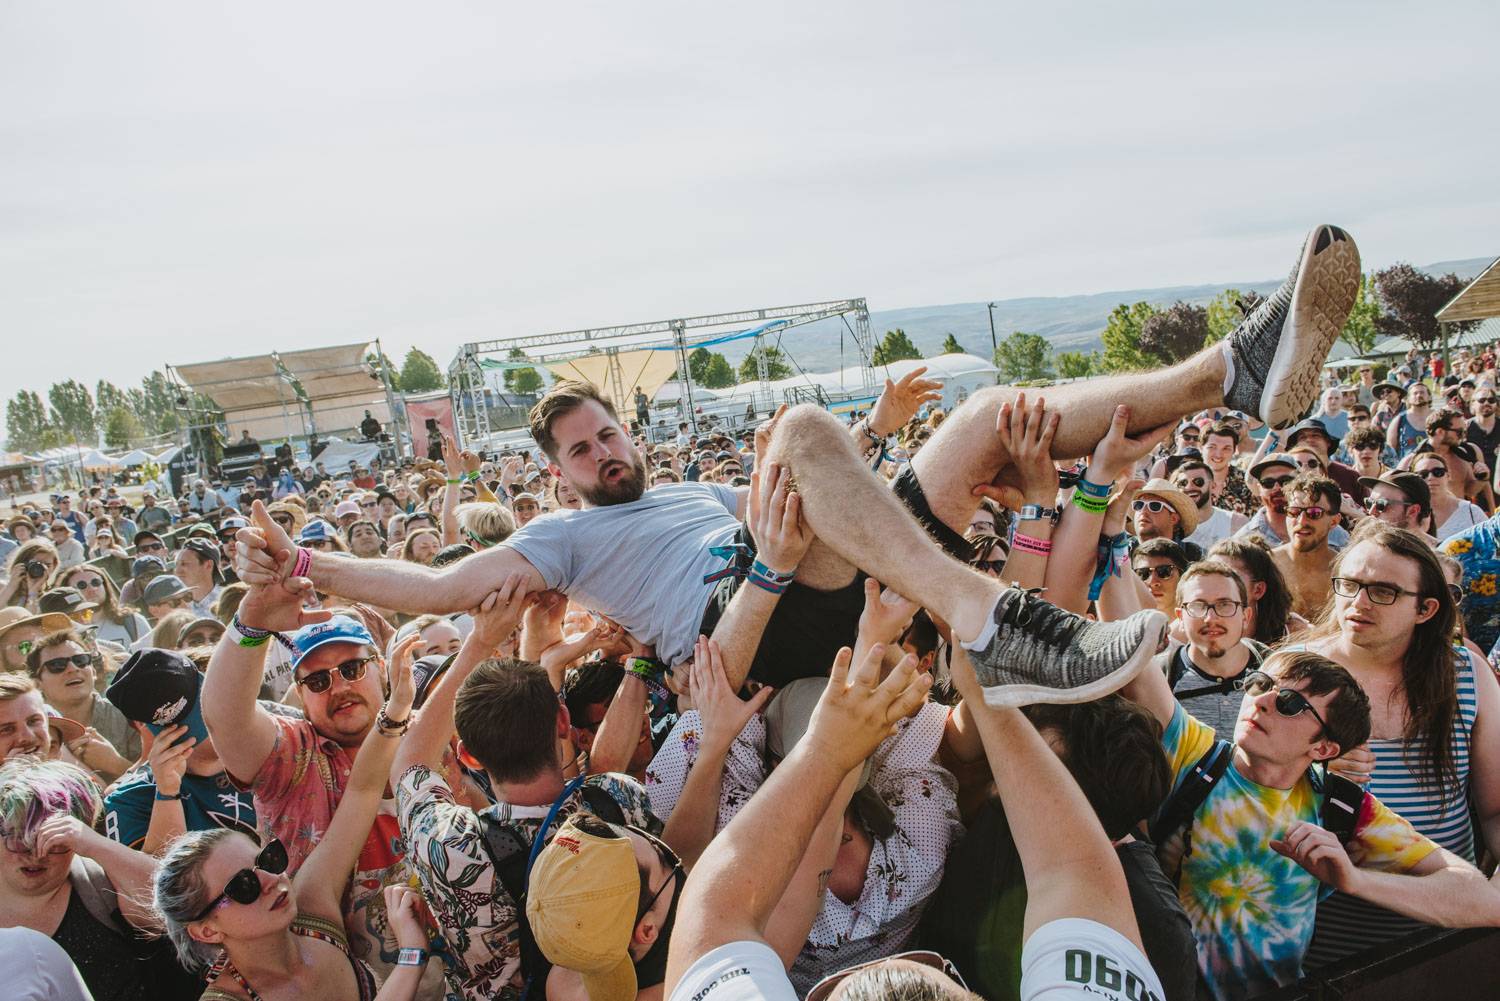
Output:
[447, 298, 876, 448]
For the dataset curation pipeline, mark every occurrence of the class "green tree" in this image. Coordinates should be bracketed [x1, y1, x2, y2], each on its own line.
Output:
[96, 381, 130, 418]
[137, 371, 184, 436]
[1373, 263, 1478, 347]
[399, 348, 447, 392]
[738, 345, 793, 383]
[102, 406, 144, 449]
[1098, 301, 1159, 373]
[5, 390, 53, 451]
[872, 328, 923, 366]
[702, 353, 737, 388]
[1139, 302, 1209, 364]
[1339, 274, 1382, 356]
[366, 350, 401, 391]
[48, 379, 97, 442]
[502, 347, 543, 395]
[939, 333, 965, 355]
[994, 331, 1053, 383]
[1055, 351, 1097, 380]
[1205, 289, 1264, 345]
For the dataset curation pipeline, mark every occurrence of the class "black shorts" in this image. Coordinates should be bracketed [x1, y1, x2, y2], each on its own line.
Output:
[697, 466, 970, 687]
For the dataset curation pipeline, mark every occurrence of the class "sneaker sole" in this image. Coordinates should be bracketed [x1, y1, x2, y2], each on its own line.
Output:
[979, 612, 1168, 709]
[1260, 224, 1362, 429]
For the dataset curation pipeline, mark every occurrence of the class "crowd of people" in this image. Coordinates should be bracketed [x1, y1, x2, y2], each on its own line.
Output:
[3, 223, 1499, 1001]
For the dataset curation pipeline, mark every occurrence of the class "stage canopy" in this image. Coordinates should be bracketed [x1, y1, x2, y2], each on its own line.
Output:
[544, 349, 679, 416]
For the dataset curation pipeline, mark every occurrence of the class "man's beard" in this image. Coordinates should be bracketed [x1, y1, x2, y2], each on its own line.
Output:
[578, 455, 648, 507]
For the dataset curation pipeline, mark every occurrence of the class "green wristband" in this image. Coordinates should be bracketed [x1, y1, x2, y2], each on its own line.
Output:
[1071, 490, 1109, 515]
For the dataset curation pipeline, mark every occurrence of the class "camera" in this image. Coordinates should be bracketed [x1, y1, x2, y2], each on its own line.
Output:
[25, 560, 48, 580]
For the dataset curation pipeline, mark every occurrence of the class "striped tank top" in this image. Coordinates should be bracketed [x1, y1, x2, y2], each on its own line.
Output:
[1305, 647, 1479, 968]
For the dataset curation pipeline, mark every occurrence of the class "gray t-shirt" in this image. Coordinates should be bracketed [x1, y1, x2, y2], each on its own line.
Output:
[505, 482, 741, 666]
[1157, 640, 1263, 743]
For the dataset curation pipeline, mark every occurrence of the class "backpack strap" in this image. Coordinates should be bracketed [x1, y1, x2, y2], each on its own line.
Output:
[1149, 740, 1232, 846]
[579, 784, 626, 826]
[475, 815, 551, 1000]
[1308, 765, 1365, 846]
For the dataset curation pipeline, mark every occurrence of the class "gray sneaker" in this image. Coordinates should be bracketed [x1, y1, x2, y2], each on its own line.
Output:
[1224, 224, 1361, 429]
[967, 588, 1167, 708]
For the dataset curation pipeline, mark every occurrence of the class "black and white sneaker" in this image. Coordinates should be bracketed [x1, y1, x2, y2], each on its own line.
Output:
[967, 588, 1166, 708]
[1223, 224, 1361, 429]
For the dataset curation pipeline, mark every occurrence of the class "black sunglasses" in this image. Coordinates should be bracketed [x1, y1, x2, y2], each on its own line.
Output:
[1259, 474, 1295, 489]
[41, 654, 92, 674]
[192, 839, 288, 921]
[295, 656, 374, 694]
[1242, 671, 1338, 745]
[1135, 564, 1179, 582]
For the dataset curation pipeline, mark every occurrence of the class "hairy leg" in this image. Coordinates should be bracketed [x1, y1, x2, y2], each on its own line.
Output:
[769, 405, 1001, 642]
[913, 346, 1226, 533]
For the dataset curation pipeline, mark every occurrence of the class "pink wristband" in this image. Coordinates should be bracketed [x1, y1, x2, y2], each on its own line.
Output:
[1011, 532, 1053, 556]
[292, 546, 313, 579]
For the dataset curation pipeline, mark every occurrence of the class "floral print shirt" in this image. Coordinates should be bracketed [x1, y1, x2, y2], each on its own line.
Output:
[1160, 706, 1437, 1001]
[395, 764, 656, 1001]
[1441, 517, 1500, 655]
[1213, 466, 1257, 517]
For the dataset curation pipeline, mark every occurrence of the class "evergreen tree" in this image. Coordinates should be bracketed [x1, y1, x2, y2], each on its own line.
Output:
[994, 331, 1053, 383]
[702, 354, 737, 388]
[873, 328, 923, 366]
[502, 347, 543, 395]
[102, 407, 144, 449]
[1338, 274, 1382, 355]
[399, 349, 447, 392]
[1098, 302, 1159, 373]
[738, 345, 793, 383]
[939, 333, 965, 355]
[5, 390, 53, 451]
[1055, 351, 1096, 380]
[48, 379, 97, 443]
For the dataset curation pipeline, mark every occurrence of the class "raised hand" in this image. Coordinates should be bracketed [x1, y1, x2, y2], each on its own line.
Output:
[467, 573, 533, 653]
[802, 643, 932, 775]
[749, 461, 812, 575]
[32, 812, 105, 859]
[235, 549, 333, 633]
[870, 367, 944, 436]
[974, 392, 1061, 508]
[753, 404, 789, 473]
[383, 883, 431, 951]
[147, 724, 195, 797]
[1090, 406, 1176, 484]
[441, 433, 464, 480]
[386, 634, 421, 720]
[855, 578, 919, 650]
[234, 499, 297, 590]
[689, 635, 773, 754]
[1270, 821, 1359, 893]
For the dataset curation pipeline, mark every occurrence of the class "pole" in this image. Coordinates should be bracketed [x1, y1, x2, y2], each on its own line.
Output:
[987, 303, 1000, 384]
[376, 339, 405, 460]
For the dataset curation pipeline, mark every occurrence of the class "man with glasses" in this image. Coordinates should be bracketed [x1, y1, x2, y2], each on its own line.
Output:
[1122, 643, 1500, 1000]
[1284, 418, 1366, 510]
[1235, 454, 1351, 550]
[1467, 385, 1500, 481]
[1407, 406, 1492, 510]
[1156, 562, 1264, 740]
[1173, 458, 1245, 550]
[1355, 365, 1378, 407]
[1129, 478, 1198, 553]
[47, 521, 84, 569]
[1270, 474, 1340, 618]
[1358, 471, 1432, 536]
[1342, 426, 1389, 481]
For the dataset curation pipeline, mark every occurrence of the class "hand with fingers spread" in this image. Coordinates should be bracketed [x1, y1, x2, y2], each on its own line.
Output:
[1270, 821, 1359, 893]
[440, 433, 464, 480]
[385, 634, 421, 722]
[803, 643, 933, 775]
[974, 392, 1061, 508]
[466, 572, 533, 654]
[689, 635, 773, 755]
[1090, 406, 1177, 485]
[147, 724, 195, 797]
[749, 461, 812, 575]
[870, 367, 944, 436]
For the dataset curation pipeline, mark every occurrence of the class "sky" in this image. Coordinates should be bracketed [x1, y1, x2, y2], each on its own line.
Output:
[2, 1, 1497, 405]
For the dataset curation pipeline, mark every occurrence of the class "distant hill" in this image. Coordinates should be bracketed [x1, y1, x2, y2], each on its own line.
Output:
[725, 256, 1494, 373]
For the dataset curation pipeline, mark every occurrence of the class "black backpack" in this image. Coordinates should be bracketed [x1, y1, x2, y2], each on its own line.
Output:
[1149, 739, 1364, 880]
[474, 785, 627, 1000]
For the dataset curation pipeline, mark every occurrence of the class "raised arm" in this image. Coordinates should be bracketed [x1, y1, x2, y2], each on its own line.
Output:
[972, 394, 1060, 591]
[296, 635, 419, 922]
[235, 499, 543, 616]
[202, 565, 330, 783]
[664, 643, 931, 994]
[37, 814, 162, 932]
[439, 435, 464, 547]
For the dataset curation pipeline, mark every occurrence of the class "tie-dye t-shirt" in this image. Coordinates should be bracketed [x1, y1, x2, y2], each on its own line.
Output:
[1159, 705, 1437, 1001]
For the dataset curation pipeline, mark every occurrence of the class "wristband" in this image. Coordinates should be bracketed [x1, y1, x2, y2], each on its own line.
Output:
[396, 947, 428, 967]
[291, 546, 312, 580]
[226, 618, 271, 648]
[1071, 490, 1109, 515]
[1075, 471, 1111, 498]
[746, 572, 788, 595]
[626, 657, 666, 682]
[749, 559, 796, 584]
[1010, 532, 1053, 556]
[446, 477, 461, 485]
[376, 707, 410, 737]
[154, 790, 187, 802]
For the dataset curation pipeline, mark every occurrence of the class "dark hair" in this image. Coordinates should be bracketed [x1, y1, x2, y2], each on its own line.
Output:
[26, 628, 86, 676]
[1024, 696, 1171, 839]
[453, 659, 560, 783]
[1310, 522, 1459, 801]
[900, 610, 941, 661]
[1350, 403, 1371, 417]
[1346, 427, 1386, 452]
[529, 381, 620, 460]
[1172, 459, 1213, 480]
[1425, 406, 1465, 436]
[561, 660, 625, 728]
[1263, 649, 1372, 757]
[1205, 421, 1242, 446]
[1133, 538, 1188, 571]
[1286, 472, 1340, 514]
[1207, 536, 1296, 644]
[1179, 559, 1249, 605]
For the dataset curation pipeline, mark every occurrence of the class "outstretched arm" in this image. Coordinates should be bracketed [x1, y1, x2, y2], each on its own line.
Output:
[664, 644, 931, 994]
[297, 635, 419, 922]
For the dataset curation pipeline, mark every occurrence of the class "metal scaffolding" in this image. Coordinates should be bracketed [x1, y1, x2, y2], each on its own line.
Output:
[448, 298, 875, 449]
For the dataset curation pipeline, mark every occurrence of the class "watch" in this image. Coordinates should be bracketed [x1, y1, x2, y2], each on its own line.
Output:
[1016, 504, 1061, 525]
[396, 947, 429, 967]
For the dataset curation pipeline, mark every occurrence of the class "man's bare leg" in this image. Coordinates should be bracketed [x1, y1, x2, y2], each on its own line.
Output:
[913, 345, 1225, 534]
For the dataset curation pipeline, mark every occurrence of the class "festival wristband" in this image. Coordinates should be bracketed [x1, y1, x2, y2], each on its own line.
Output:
[746, 571, 788, 595]
[1010, 532, 1053, 556]
[292, 546, 313, 579]
[1071, 490, 1109, 515]
[446, 477, 461, 485]
[154, 790, 187, 802]
[1075, 470, 1111, 498]
[626, 657, 667, 682]
[750, 559, 796, 584]
[227, 617, 271, 648]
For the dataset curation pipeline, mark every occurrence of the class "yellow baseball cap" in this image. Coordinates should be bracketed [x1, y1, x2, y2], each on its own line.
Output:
[525, 814, 641, 1001]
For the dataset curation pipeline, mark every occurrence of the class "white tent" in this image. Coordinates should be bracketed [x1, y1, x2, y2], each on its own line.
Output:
[115, 449, 154, 467]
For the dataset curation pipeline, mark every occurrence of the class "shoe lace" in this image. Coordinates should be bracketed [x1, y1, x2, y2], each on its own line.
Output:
[999, 588, 1080, 650]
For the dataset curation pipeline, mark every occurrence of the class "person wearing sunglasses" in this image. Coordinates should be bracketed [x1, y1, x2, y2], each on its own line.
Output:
[1284, 418, 1368, 513]
[1410, 454, 1485, 542]
[1173, 459, 1245, 551]
[1412, 406, 1494, 512]
[58, 563, 150, 648]
[1269, 474, 1340, 620]
[156, 637, 428, 1001]
[1122, 637, 1500, 999]
[1465, 385, 1500, 480]
[1131, 539, 1188, 617]
[1387, 381, 1432, 460]
[1357, 470, 1434, 538]
[1129, 479, 1198, 550]
[25, 628, 135, 779]
[0, 757, 200, 1001]
[1237, 454, 1352, 551]
[1291, 522, 1500, 968]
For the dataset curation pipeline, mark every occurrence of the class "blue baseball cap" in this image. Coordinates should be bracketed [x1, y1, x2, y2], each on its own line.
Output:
[289, 615, 375, 668]
[297, 519, 335, 543]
